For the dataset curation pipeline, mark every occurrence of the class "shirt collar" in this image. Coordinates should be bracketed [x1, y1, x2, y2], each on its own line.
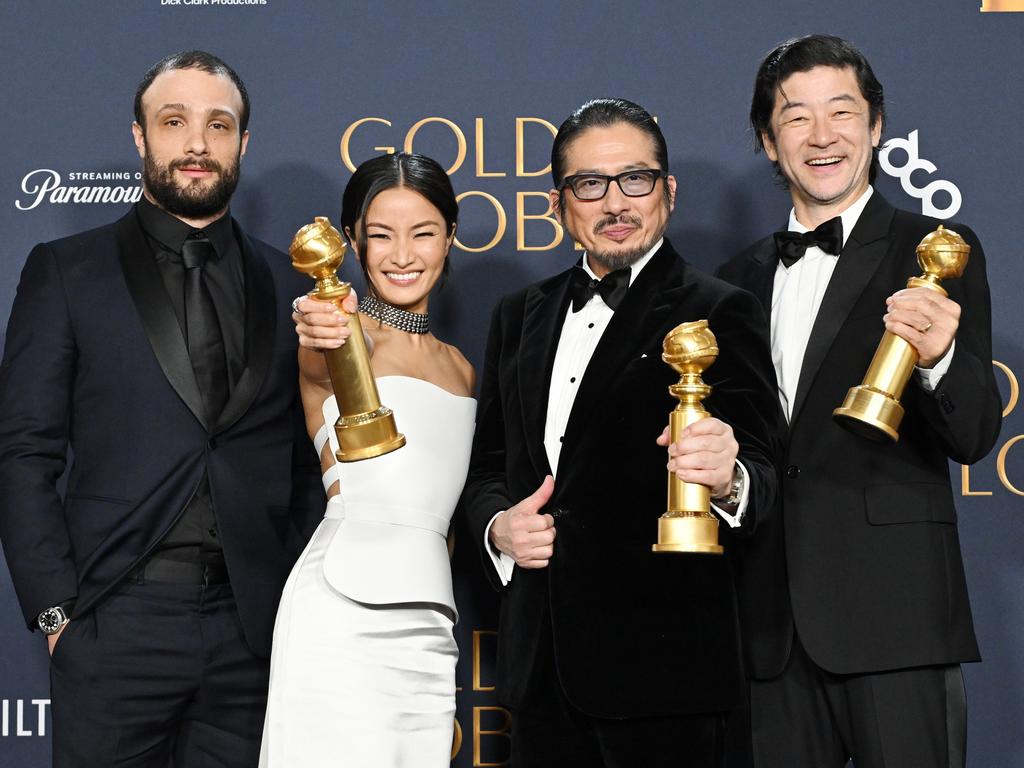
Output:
[581, 237, 663, 286]
[788, 186, 873, 250]
[136, 195, 234, 261]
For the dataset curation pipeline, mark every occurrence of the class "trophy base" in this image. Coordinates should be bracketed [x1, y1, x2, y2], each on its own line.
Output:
[652, 514, 723, 555]
[335, 407, 406, 462]
[833, 385, 903, 443]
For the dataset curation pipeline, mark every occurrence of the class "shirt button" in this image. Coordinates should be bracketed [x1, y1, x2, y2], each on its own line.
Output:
[588, 323, 595, 329]
[208, 527, 218, 538]
[570, 377, 576, 383]
[559, 436, 564, 443]
[786, 465, 800, 479]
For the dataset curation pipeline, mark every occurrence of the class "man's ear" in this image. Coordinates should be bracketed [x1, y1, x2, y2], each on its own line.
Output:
[666, 175, 677, 212]
[132, 122, 146, 160]
[548, 189, 562, 223]
[761, 131, 778, 163]
[239, 130, 250, 158]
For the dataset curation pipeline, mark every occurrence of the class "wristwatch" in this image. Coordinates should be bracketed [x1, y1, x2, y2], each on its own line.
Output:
[37, 605, 70, 635]
[714, 470, 745, 508]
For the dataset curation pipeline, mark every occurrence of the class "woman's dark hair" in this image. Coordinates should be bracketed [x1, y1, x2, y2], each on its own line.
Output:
[340, 152, 458, 297]
[750, 34, 885, 182]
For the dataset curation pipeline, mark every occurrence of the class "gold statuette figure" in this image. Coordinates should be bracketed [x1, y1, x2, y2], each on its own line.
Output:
[653, 320, 724, 555]
[833, 225, 970, 443]
[290, 217, 405, 461]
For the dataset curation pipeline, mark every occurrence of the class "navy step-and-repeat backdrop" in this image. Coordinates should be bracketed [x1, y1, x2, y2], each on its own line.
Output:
[1, 1, 1021, 766]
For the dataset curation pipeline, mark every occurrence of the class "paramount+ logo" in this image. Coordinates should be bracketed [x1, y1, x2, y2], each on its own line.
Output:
[15, 169, 142, 211]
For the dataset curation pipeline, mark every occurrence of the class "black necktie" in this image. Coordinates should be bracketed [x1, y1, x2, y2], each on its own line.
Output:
[773, 216, 844, 268]
[182, 234, 229, 426]
[569, 266, 630, 312]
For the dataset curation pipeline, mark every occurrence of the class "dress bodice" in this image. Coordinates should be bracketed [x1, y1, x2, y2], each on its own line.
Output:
[315, 376, 475, 612]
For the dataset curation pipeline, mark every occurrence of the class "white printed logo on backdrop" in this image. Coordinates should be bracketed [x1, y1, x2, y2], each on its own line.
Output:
[15, 169, 142, 211]
[879, 130, 961, 219]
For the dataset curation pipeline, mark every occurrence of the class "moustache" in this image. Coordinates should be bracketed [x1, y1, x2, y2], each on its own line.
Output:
[594, 215, 642, 235]
[168, 157, 223, 173]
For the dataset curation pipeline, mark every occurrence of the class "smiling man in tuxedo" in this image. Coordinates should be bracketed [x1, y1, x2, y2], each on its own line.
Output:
[0, 50, 322, 767]
[462, 98, 781, 768]
[717, 34, 1002, 768]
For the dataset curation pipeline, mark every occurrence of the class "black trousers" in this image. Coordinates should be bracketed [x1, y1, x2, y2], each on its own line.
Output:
[744, 633, 966, 768]
[510, 645, 726, 768]
[50, 580, 269, 768]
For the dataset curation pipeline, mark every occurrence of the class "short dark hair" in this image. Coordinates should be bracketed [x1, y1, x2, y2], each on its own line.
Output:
[550, 98, 669, 189]
[134, 50, 250, 133]
[750, 34, 885, 182]
[340, 152, 459, 295]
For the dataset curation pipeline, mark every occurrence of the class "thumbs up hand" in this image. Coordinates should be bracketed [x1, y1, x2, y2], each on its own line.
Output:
[488, 475, 557, 568]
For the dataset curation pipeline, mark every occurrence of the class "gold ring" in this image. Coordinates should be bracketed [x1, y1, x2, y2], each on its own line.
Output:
[920, 322, 933, 333]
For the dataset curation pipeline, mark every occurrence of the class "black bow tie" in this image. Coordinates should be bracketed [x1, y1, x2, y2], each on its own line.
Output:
[773, 216, 844, 268]
[569, 265, 630, 312]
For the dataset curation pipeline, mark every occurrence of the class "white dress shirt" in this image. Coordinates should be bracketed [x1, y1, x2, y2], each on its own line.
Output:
[771, 187, 953, 422]
[485, 239, 750, 584]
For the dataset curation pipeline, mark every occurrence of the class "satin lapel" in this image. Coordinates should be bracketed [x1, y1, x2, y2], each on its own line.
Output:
[215, 226, 277, 435]
[561, 244, 681, 449]
[789, 193, 896, 426]
[116, 210, 207, 428]
[517, 275, 571, 479]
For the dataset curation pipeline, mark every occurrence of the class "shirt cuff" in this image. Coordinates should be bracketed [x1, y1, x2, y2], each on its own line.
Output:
[915, 340, 955, 391]
[483, 511, 516, 586]
[711, 460, 749, 529]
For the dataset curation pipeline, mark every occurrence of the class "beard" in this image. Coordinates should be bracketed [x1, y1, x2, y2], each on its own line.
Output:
[143, 148, 240, 220]
[586, 213, 659, 273]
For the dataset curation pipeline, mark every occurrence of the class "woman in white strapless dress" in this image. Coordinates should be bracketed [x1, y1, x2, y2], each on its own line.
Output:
[259, 153, 474, 768]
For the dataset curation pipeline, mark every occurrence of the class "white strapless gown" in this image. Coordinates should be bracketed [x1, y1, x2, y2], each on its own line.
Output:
[259, 376, 475, 768]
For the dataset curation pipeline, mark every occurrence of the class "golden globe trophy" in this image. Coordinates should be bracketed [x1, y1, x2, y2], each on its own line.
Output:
[833, 225, 971, 443]
[652, 320, 724, 555]
[290, 216, 405, 461]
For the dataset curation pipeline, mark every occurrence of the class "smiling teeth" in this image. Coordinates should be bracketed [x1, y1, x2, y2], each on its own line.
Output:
[386, 272, 421, 283]
[808, 157, 842, 166]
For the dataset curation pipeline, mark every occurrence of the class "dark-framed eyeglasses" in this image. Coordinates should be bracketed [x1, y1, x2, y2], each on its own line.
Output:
[560, 169, 668, 201]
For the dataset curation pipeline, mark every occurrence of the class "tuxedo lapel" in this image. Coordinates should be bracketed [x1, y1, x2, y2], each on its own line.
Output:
[790, 193, 896, 425]
[561, 244, 681, 450]
[214, 226, 277, 435]
[747, 238, 779, 315]
[517, 275, 571, 478]
[116, 210, 207, 428]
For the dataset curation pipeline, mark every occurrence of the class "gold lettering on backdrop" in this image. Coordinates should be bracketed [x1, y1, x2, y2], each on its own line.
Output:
[340, 118, 394, 172]
[517, 192, 563, 251]
[472, 630, 497, 691]
[473, 706, 512, 767]
[960, 464, 992, 496]
[996, 435, 1024, 496]
[404, 118, 467, 175]
[993, 360, 1019, 418]
[515, 118, 557, 177]
[451, 717, 463, 760]
[475, 119, 506, 178]
[454, 192, 507, 252]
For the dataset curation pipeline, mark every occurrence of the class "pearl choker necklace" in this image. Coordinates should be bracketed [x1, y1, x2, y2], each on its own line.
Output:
[358, 295, 430, 335]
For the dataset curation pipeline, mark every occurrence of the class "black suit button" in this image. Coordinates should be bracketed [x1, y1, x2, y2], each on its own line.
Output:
[208, 437, 218, 450]
[208, 527, 218, 538]
[786, 465, 800, 479]
[939, 393, 955, 414]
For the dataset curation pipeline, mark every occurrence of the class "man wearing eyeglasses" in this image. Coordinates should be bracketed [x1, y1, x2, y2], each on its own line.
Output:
[462, 98, 781, 767]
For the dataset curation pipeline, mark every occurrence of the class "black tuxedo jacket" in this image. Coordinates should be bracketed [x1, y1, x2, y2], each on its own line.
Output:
[0, 207, 324, 657]
[463, 240, 781, 718]
[717, 192, 1002, 678]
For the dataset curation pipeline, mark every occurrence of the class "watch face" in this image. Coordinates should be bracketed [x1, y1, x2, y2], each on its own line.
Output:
[38, 607, 67, 634]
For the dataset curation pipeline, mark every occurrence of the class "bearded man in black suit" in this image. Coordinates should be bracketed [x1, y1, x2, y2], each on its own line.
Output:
[717, 34, 1001, 768]
[461, 98, 781, 768]
[0, 50, 322, 767]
